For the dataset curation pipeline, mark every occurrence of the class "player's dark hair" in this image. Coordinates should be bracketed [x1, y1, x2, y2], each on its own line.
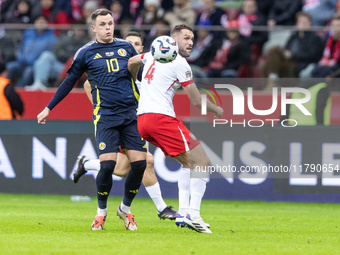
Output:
[170, 24, 193, 35]
[91, 9, 113, 24]
[124, 31, 144, 43]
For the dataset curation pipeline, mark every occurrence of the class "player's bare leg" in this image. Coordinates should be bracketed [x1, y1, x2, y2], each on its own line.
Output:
[174, 144, 212, 233]
[143, 152, 177, 219]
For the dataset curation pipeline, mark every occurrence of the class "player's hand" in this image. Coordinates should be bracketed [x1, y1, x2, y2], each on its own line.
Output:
[214, 106, 224, 119]
[37, 107, 50, 124]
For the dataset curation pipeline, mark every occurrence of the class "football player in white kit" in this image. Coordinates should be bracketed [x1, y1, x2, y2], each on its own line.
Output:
[128, 24, 223, 233]
[73, 32, 178, 221]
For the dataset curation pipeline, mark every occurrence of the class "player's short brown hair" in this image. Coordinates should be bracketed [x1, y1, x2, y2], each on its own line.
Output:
[124, 31, 144, 43]
[170, 24, 193, 35]
[91, 9, 113, 24]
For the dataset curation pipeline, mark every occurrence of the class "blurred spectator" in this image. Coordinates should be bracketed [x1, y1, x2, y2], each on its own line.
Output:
[110, 0, 128, 24]
[163, 0, 196, 28]
[135, 0, 164, 33]
[238, 0, 268, 47]
[303, 0, 338, 26]
[207, 21, 251, 78]
[0, 0, 14, 23]
[6, 16, 57, 87]
[128, 0, 144, 19]
[198, 0, 225, 39]
[27, 24, 89, 90]
[161, 0, 174, 11]
[0, 62, 24, 120]
[31, 0, 70, 30]
[256, 0, 272, 21]
[119, 19, 135, 39]
[144, 19, 171, 51]
[0, 26, 16, 64]
[109, 0, 132, 38]
[54, 0, 73, 21]
[262, 11, 324, 86]
[222, 0, 267, 53]
[104, 0, 134, 19]
[70, 0, 90, 22]
[5, 0, 32, 24]
[311, 15, 340, 78]
[286, 12, 324, 76]
[191, 0, 203, 11]
[81, 0, 99, 38]
[186, 20, 222, 72]
[267, 0, 302, 27]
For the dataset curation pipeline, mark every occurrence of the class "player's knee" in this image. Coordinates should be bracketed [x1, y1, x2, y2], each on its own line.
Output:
[193, 157, 211, 170]
[130, 160, 147, 177]
[146, 153, 154, 169]
[99, 160, 116, 178]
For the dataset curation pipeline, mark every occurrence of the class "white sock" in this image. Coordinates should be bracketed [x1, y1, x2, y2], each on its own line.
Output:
[178, 167, 191, 216]
[120, 202, 131, 213]
[145, 182, 167, 212]
[189, 178, 207, 220]
[97, 207, 107, 216]
[84, 159, 100, 171]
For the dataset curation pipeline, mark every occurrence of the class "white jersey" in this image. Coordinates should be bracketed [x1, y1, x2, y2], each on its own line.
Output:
[137, 52, 193, 117]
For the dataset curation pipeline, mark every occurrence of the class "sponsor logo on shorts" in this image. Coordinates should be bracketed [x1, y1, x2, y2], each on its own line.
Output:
[118, 48, 127, 57]
[99, 142, 106, 150]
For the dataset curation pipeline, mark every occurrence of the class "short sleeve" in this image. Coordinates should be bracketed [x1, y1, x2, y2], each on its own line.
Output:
[141, 52, 152, 65]
[175, 58, 193, 86]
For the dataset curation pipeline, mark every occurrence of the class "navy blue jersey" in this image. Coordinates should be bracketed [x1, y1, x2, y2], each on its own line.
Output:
[68, 38, 139, 116]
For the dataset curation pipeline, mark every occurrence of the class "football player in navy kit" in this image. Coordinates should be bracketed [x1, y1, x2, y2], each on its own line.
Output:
[37, 9, 146, 231]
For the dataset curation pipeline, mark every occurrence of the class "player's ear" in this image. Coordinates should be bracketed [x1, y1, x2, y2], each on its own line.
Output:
[91, 24, 96, 33]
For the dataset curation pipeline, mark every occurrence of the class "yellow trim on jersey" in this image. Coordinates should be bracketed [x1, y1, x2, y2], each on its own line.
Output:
[93, 85, 101, 136]
[131, 78, 140, 101]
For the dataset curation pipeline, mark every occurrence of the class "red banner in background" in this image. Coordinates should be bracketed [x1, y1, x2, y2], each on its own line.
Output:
[17, 89, 340, 125]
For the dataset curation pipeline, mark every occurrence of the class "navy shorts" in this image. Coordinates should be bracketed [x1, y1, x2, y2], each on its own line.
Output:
[94, 112, 147, 155]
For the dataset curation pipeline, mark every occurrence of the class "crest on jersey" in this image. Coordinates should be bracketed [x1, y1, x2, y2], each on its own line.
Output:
[118, 48, 127, 57]
[186, 71, 192, 79]
[105, 52, 114, 56]
[99, 142, 106, 150]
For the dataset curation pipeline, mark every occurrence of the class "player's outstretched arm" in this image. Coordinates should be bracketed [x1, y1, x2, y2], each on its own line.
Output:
[36, 74, 78, 125]
[83, 80, 93, 104]
[183, 82, 223, 118]
[128, 54, 144, 81]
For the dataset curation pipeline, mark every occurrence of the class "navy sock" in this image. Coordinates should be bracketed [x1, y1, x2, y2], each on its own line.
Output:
[123, 160, 147, 206]
[96, 160, 116, 209]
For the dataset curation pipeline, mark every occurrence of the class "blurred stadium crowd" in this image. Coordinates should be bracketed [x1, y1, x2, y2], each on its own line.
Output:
[1, 0, 340, 90]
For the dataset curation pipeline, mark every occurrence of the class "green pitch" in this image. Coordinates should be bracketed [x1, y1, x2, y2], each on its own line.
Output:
[0, 193, 339, 255]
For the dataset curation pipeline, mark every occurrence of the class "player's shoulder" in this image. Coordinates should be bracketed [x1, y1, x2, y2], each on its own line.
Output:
[173, 54, 190, 68]
[73, 40, 96, 61]
[114, 38, 136, 54]
[115, 38, 133, 48]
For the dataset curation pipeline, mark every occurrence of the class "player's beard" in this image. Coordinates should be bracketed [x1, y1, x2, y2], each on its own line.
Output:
[179, 47, 191, 58]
